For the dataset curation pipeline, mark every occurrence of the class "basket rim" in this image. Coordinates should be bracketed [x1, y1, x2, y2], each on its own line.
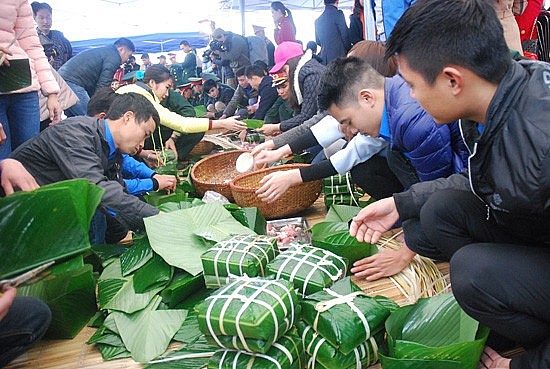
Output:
[190, 149, 249, 184]
[229, 163, 314, 191]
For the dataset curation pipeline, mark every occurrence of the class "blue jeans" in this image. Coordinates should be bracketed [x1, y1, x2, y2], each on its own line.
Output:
[0, 92, 40, 160]
[64, 82, 89, 117]
[0, 296, 51, 367]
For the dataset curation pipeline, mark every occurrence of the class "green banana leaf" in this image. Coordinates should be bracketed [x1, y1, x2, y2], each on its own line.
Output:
[382, 293, 489, 369]
[88, 311, 107, 328]
[144, 191, 188, 207]
[112, 296, 188, 363]
[173, 311, 203, 344]
[96, 343, 131, 361]
[243, 118, 264, 129]
[311, 205, 378, 264]
[226, 205, 267, 235]
[324, 204, 362, 223]
[158, 198, 204, 212]
[144, 202, 255, 275]
[17, 256, 97, 339]
[144, 337, 217, 369]
[194, 105, 207, 117]
[156, 162, 178, 175]
[133, 253, 173, 293]
[0, 179, 103, 278]
[97, 259, 163, 314]
[91, 244, 130, 263]
[120, 236, 154, 276]
[87, 325, 125, 346]
[160, 271, 205, 308]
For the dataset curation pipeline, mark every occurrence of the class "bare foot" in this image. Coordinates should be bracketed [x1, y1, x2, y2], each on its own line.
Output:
[478, 347, 511, 369]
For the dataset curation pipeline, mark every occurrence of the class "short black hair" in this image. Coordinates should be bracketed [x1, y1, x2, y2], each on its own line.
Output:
[324, 0, 337, 4]
[180, 40, 190, 47]
[114, 38, 136, 53]
[253, 60, 269, 75]
[318, 56, 384, 111]
[30, 1, 52, 15]
[106, 92, 160, 128]
[245, 65, 265, 78]
[87, 88, 117, 117]
[236, 66, 247, 78]
[203, 79, 218, 93]
[386, 0, 511, 85]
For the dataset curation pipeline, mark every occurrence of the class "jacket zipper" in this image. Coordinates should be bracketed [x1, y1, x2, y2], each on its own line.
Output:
[461, 120, 491, 220]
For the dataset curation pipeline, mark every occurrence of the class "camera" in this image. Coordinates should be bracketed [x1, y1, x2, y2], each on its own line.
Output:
[209, 40, 226, 52]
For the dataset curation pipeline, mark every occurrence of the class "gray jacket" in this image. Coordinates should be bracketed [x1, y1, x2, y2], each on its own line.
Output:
[10, 117, 159, 231]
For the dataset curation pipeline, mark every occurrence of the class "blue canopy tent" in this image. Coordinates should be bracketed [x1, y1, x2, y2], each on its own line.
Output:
[71, 32, 210, 55]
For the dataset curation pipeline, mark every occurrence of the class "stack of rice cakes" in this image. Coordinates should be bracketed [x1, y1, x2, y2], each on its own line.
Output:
[195, 277, 305, 369]
[298, 277, 398, 369]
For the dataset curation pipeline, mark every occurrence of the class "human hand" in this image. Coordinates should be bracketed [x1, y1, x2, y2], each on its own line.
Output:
[247, 105, 257, 115]
[214, 116, 247, 131]
[350, 245, 416, 281]
[256, 169, 301, 203]
[250, 140, 276, 156]
[153, 174, 177, 193]
[0, 123, 6, 146]
[350, 197, 400, 243]
[0, 285, 17, 321]
[164, 139, 179, 161]
[0, 159, 40, 196]
[254, 145, 291, 166]
[46, 94, 62, 125]
[0, 46, 12, 67]
[140, 149, 164, 168]
[256, 123, 281, 136]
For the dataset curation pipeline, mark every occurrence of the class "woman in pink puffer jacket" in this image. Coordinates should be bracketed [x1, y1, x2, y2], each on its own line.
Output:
[0, 0, 61, 159]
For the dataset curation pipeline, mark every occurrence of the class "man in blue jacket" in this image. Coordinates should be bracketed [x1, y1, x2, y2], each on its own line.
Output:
[255, 57, 467, 206]
[59, 37, 135, 117]
[314, 0, 351, 65]
[351, 0, 550, 367]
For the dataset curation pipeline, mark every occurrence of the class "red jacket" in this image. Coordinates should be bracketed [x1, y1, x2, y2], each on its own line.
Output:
[515, 0, 544, 42]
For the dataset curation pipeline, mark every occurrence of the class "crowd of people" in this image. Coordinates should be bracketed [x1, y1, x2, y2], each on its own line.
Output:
[0, 0, 549, 368]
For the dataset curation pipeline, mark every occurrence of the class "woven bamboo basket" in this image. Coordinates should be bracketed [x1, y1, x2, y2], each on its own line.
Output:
[230, 164, 323, 219]
[189, 140, 215, 156]
[190, 150, 248, 200]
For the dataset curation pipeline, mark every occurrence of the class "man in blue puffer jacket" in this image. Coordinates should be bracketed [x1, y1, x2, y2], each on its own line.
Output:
[255, 57, 468, 205]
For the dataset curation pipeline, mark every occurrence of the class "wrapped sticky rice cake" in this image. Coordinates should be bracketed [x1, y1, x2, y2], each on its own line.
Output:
[201, 234, 279, 288]
[207, 332, 304, 369]
[195, 277, 300, 350]
[297, 320, 382, 369]
[266, 245, 348, 297]
[301, 277, 397, 354]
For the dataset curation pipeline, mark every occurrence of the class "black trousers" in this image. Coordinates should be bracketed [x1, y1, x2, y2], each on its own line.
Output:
[403, 189, 550, 369]
[351, 150, 419, 200]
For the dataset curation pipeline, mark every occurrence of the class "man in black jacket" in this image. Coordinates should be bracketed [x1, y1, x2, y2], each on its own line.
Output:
[59, 37, 135, 117]
[10, 93, 161, 241]
[349, 0, 550, 368]
[244, 64, 278, 120]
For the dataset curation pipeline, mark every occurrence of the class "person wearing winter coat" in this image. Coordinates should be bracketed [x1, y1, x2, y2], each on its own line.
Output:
[315, 0, 351, 65]
[253, 57, 468, 214]
[257, 42, 325, 136]
[0, 0, 61, 160]
[353, 1, 550, 368]
[59, 37, 135, 117]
